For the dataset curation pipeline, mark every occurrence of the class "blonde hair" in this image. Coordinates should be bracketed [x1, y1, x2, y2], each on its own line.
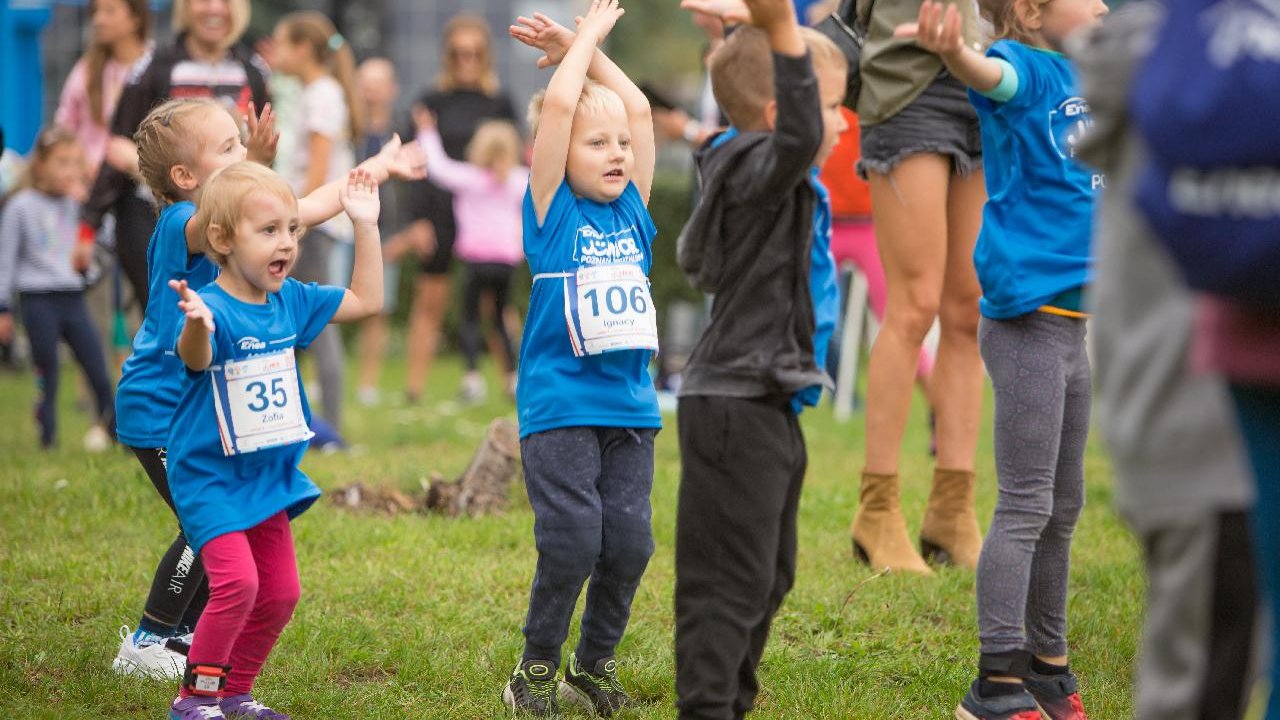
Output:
[437, 15, 500, 95]
[171, 0, 249, 50]
[278, 11, 363, 141]
[24, 126, 83, 194]
[527, 79, 627, 140]
[466, 120, 522, 181]
[191, 161, 298, 266]
[979, 0, 1052, 43]
[134, 98, 229, 205]
[710, 26, 846, 130]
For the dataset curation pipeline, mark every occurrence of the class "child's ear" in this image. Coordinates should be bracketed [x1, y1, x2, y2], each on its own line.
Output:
[763, 100, 779, 132]
[1015, 0, 1045, 29]
[206, 223, 233, 257]
[170, 164, 199, 193]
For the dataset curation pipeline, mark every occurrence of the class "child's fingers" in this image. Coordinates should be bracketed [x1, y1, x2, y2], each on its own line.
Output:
[893, 22, 920, 38]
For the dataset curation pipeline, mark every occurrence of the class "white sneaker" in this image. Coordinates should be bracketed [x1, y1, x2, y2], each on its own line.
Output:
[83, 425, 111, 453]
[111, 625, 184, 679]
[459, 372, 487, 405]
[356, 386, 381, 407]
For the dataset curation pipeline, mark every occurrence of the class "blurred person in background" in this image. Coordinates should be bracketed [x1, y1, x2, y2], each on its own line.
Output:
[79, 0, 268, 312]
[272, 10, 361, 434]
[403, 14, 518, 404]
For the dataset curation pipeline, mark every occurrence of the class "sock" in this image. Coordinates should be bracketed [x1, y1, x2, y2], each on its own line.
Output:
[136, 616, 176, 642]
[979, 678, 1026, 698]
[1031, 656, 1070, 675]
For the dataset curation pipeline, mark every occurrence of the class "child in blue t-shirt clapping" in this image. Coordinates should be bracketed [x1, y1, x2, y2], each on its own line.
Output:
[163, 163, 384, 720]
[502, 0, 659, 715]
[896, 0, 1107, 718]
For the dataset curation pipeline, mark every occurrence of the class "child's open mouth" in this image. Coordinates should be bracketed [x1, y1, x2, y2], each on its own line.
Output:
[268, 259, 288, 278]
[604, 168, 625, 181]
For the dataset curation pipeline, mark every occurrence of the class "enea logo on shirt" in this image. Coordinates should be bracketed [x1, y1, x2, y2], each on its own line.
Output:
[1049, 97, 1092, 162]
[237, 336, 267, 351]
[573, 225, 645, 266]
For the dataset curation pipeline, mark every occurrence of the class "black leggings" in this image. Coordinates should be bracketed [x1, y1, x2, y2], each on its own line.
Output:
[130, 447, 209, 632]
[20, 292, 114, 447]
[459, 262, 516, 372]
[113, 194, 157, 309]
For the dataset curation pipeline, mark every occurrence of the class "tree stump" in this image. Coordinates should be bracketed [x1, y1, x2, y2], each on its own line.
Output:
[424, 417, 521, 517]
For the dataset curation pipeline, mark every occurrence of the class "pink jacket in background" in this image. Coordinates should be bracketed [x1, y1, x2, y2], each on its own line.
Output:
[54, 51, 148, 172]
[418, 128, 527, 266]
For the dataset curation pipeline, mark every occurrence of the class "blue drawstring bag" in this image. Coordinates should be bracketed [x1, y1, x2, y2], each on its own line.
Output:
[1130, 0, 1280, 305]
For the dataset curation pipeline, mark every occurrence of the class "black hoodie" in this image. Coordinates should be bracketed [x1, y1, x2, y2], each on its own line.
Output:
[677, 51, 827, 399]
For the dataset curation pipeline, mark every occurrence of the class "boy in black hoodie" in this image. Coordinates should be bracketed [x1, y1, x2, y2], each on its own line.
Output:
[673, 0, 848, 717]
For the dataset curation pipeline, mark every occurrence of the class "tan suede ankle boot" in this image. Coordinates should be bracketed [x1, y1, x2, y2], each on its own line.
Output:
[851, 471, 931, 575]
[919, 467, 983, 570]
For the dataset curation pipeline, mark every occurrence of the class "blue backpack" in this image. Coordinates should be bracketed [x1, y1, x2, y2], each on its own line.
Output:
[1130, 0, 1280, 305]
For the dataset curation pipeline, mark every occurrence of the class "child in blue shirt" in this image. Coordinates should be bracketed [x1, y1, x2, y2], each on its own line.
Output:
[504, 1, 659, 715]
[111, 97, 423, 681]
[898, 0, 1107, 718]
[163, 163, 384, 720]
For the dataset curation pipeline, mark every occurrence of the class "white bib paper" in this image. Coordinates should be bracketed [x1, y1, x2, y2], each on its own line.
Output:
[212, 348, 313, 456]
[568, 264, 659, 357]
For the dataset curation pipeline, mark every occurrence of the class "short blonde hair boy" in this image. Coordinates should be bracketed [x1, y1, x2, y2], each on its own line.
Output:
[191, 161, 299, 266]
[710, 26, 846, 131]
[526, 79, 627, 140]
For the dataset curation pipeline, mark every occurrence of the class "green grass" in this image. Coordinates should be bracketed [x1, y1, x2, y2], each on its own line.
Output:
[0, 352, 1141, 718]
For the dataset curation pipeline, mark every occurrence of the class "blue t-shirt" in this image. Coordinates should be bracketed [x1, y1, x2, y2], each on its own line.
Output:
[793, 170, 839, 413]
[517, 179, 661, 438]
[968, 40, 1100, 320]
[116, 202, 220, 447]
[166, 279, 345, 552]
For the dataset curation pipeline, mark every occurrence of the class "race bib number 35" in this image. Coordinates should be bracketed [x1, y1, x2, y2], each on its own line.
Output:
[569, 264, 659, 356]
[212, 348, 313, 455]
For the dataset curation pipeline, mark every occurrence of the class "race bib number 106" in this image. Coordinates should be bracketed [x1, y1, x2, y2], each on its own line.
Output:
[569, 264, 659, 356]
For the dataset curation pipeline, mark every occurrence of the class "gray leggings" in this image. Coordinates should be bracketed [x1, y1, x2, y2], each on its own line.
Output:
[977, 312, 1091, 657]
[291, 229, 345, 429]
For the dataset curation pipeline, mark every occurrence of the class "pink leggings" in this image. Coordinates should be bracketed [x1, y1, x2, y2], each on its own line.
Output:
[182, 511, 300, 697]
[830, 219, 934, 382]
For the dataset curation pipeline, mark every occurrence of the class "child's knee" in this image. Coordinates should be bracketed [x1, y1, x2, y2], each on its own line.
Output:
[257, 580, 301, 625]
[536, 523, 603, 579]
[599, 525, 654, 583]
[212, 572, 259, 613]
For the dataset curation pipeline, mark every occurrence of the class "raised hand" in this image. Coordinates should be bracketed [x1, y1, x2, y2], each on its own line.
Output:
[169, 279, 215, 333]
[375, 134, 428, 181]
[894, 0, 965, 60]
[340, 169, 381, 226]
[245, 101, 280, 166]
[411, 104, 437, 134]
[742, 0, 800, 30]
[510, 12, 578, 69]
[680, 0, 753, 26]
[576, 0, 625, 43]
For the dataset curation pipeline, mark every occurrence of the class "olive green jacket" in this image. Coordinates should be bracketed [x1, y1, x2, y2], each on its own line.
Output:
[855, 0, 982, 124]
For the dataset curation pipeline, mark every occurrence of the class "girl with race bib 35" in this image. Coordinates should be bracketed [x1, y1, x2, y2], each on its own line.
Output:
[163, 163, 384, 720]
[501, 1, 659, 716]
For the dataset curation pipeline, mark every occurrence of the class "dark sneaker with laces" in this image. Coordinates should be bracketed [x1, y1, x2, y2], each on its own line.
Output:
[503, 658, 559, 716]
[559, 653, 630, 717]
[219, 694, 290, 719]
[169, 696, 226, 720]
[955, 679, 1043, 720]
[1025, 668, 1088, 719]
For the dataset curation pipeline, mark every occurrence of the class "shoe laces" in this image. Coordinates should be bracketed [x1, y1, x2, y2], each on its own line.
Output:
[575, 658, 625, 698]
[196, 706, 225, 719]
[515, 668, 556, 705]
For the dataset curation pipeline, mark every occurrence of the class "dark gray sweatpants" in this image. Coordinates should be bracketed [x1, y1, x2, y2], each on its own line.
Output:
[977, 312, 1091, 657]
[520, 426, 657, 667]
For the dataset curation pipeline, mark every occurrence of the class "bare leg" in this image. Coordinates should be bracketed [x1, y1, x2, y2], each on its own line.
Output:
[358, 314, 389, 395]
[406, 274, 450, 402]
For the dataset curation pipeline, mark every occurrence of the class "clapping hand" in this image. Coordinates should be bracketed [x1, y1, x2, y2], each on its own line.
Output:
[245, 102, 280, 166]
[894, 0, 966, 60]
[510, 12, 578, 69]
[339, 169, 381, 227]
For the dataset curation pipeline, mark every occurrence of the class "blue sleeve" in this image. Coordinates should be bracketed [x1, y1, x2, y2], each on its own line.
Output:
[152, 202, 198, 281]
[618, 182, 658, 242]
[523, 179, 579, 257]
[281, 278, 346, 350]
[977, 59, 1020, 103]
[971, 41, 1045, 113]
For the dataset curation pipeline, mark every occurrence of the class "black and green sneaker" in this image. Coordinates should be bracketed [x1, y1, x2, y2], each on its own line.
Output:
[503, 659, 560, 716]
[558, 653, 630, 717]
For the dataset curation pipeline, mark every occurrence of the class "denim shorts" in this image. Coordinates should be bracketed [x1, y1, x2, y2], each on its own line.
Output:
[858, 72, 983, 179]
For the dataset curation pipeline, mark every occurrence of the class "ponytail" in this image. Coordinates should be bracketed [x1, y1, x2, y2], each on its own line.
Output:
[279, 11, 364, 141]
